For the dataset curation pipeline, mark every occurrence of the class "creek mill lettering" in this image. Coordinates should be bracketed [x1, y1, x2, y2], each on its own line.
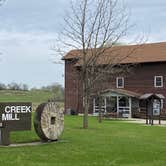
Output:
[2, 105, 31, 121]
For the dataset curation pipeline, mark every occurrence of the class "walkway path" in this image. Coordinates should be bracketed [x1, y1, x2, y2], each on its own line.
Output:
[126, 118, 166, 126]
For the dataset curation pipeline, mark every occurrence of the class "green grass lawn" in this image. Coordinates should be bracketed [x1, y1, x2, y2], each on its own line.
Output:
[1, 116, 166, 166]
[0, 90, 54, 103]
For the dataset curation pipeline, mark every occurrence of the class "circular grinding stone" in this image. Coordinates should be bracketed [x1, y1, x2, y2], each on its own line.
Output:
[34, 102, 64, 141]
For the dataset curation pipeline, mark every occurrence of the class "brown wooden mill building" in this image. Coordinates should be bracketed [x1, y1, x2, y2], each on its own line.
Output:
[63, 42, 166, 119]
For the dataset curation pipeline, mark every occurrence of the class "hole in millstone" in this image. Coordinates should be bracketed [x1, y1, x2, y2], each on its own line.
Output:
[51, 117, 56, 125]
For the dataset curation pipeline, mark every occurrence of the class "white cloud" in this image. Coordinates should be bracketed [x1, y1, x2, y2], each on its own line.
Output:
[0, 30, 64, 88]
[0, 30, 58, 60]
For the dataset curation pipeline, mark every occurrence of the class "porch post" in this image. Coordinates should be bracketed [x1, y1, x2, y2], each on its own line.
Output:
[104, 97, 107, 113]
[93, 98, 95, 115]
[146, 100, 148, 125]
[129, 97, 132, 118]
[117, 96, 119, 117]
[151, 98, 154, 125]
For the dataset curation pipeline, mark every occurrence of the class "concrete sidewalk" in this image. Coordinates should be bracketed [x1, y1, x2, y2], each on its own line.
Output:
[126, 118, 166, 126]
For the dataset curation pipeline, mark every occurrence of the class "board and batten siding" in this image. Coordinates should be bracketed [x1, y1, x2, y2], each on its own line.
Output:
[65, 60, 80, 114]
[65, 61, 166, 115]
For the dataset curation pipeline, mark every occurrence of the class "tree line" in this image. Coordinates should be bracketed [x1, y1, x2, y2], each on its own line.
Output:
[0, 82, 64, 93]
[40, 84, 64, 101]
[0, 82, 29, 91]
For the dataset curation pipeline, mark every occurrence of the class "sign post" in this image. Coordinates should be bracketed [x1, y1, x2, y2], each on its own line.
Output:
[0, 102, 32, 145]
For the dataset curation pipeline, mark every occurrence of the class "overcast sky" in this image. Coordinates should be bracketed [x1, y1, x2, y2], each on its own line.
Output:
[0, 0, 165, 88]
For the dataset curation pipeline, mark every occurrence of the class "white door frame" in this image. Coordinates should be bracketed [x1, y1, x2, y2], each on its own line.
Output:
[93, 97, 107, 115]
[117, 96, 132, 118]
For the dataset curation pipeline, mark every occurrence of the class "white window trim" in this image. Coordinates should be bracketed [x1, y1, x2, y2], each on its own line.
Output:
[154, 76, 163, 88]
[116, 77, 124, 88]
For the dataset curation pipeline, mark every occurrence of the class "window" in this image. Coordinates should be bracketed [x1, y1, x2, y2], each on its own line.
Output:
[154, 76, 163, 87]
[116, 77, 124, 88]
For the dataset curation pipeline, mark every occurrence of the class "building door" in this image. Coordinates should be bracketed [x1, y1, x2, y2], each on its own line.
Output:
[117, 96, 131, 118]
[93, 97, 106, 115]
[106, 96, 117, 113]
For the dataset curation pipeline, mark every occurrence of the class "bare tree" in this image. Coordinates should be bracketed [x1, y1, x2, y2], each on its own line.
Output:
[57, 0, 143, 128]
[21, 84, 29, 91]
[0, 83, 6, 90]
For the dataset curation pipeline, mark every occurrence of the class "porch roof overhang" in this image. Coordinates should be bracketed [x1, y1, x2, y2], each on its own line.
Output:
[100, 89, 141, 98]
[139, 93, 165, 100]
[93, 89, 165, 101]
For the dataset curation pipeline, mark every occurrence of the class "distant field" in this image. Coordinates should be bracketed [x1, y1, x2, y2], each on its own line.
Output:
[0, 90, 55, 102]
[0, 90, 63, 109]
[2, 116, 166, 166]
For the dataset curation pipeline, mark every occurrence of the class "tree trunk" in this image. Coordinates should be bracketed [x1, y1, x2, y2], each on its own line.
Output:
[83, 95, 89, 129]
[83, 77, 89, 129]
[98, 95, 102, 123]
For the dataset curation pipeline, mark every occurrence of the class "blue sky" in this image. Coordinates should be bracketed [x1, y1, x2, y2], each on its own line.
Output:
[0, 0, 165, 88]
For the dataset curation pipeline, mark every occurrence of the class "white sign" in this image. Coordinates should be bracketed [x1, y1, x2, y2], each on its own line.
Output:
[1, 105, 32, 121]
[153, 100, 160, 116]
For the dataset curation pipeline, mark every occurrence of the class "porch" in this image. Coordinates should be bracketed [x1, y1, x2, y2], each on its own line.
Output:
[93, 89, 140, 118]
[92, 89, 165, 120]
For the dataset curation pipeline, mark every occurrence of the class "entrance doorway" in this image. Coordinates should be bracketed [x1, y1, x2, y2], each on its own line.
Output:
[117, 96, 131, 118]
[93, 97, 106, 115]
[106, 96, 117, 113]
[93, 96, 131, 118]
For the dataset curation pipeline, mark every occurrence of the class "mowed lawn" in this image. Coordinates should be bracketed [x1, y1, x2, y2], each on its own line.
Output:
[0, 90, 54, 103]
[0, 116, 165, 166]
[0, 90, 60, 110]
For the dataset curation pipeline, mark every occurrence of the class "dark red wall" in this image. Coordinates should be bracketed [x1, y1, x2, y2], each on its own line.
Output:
[65, 60, 81, 114]
[65, 61, 166, 114]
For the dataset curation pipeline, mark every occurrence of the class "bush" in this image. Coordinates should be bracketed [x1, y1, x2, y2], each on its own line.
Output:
[71, 109, 78, 115]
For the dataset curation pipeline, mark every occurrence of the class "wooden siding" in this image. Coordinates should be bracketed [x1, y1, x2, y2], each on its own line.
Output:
[65, 61, 166, 115]
[65, 60, 80, 114]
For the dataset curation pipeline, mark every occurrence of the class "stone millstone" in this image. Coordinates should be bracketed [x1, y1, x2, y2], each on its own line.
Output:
[34, 102, 64, 141]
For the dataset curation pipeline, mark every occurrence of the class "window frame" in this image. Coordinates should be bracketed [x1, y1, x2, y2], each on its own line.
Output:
[154, 76, 163, 88]
[116, 77, 124, 88]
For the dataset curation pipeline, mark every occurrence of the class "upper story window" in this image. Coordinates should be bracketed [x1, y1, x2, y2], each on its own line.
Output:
[116, 77, 124, 88]
[154, 76, 163, 88]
